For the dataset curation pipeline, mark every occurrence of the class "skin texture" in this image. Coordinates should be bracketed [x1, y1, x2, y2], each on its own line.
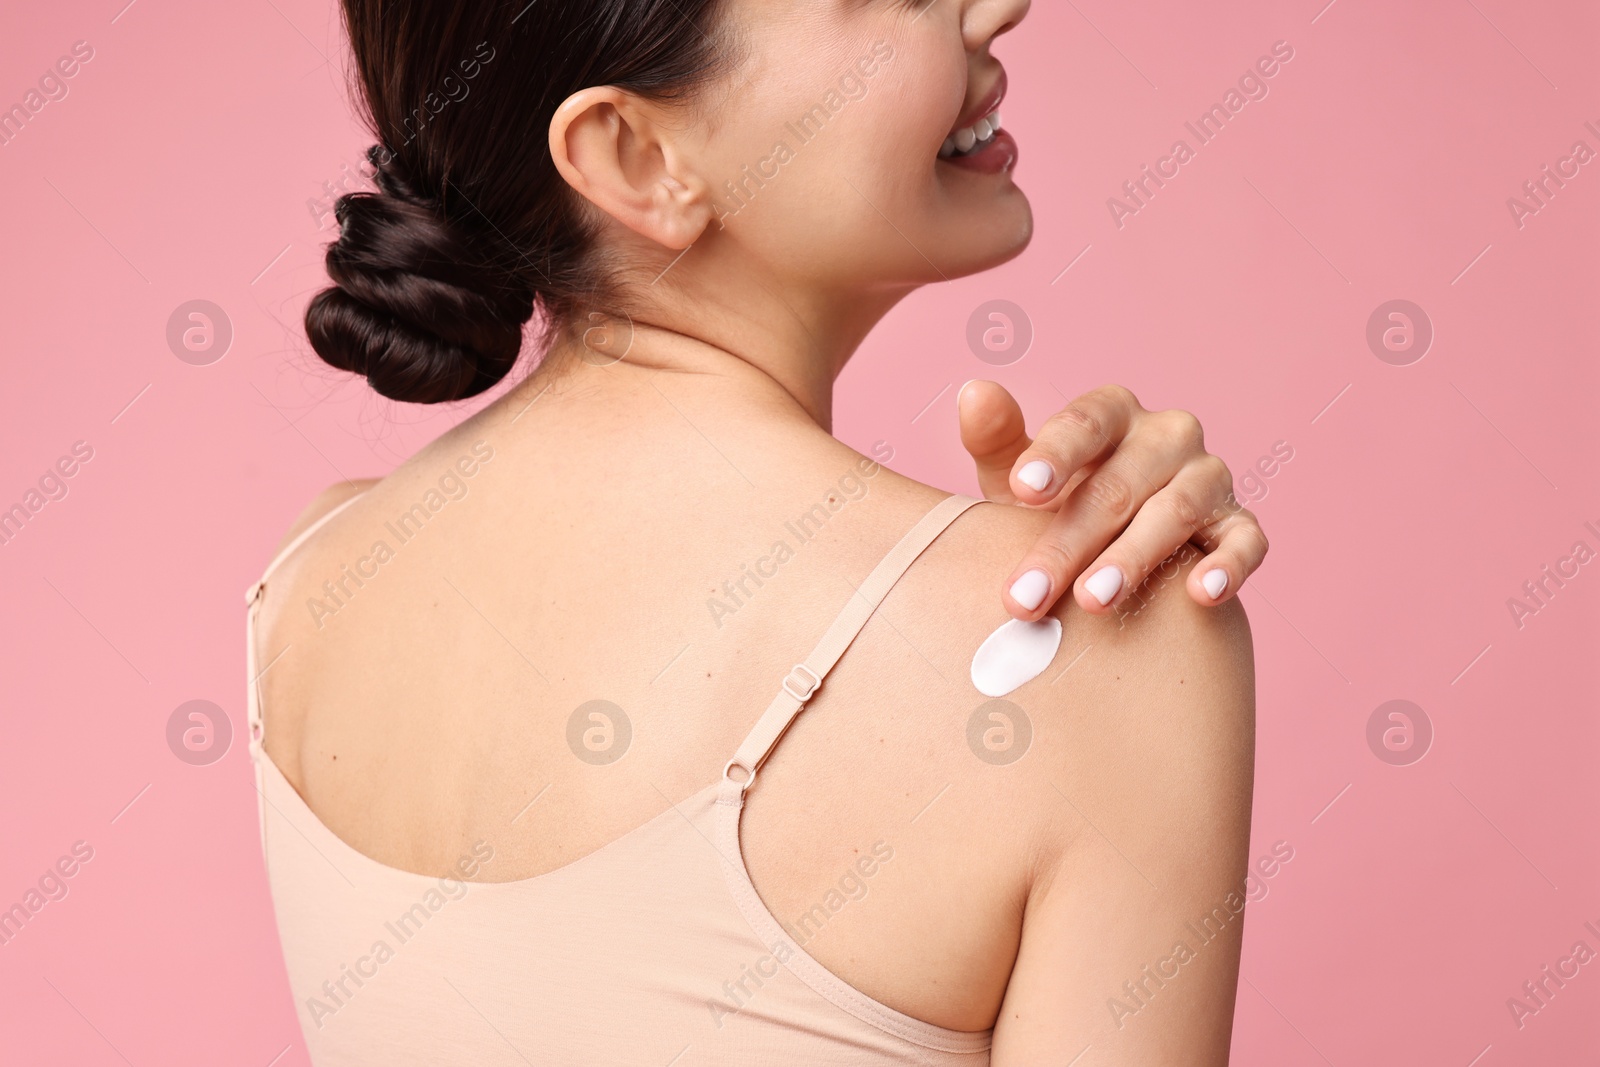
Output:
[259, 1, 1257, 1062]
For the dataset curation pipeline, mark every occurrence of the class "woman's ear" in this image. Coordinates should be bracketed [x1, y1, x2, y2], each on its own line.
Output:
[549, 87, 714, 250]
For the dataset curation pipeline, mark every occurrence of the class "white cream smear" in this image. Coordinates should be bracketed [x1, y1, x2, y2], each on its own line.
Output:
[970, 617, 1063, 697]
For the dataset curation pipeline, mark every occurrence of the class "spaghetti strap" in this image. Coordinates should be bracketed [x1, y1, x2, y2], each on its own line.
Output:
[244, 488, 371, 757]
[244, 489, 371, 605]
[722, 493, 981, 793]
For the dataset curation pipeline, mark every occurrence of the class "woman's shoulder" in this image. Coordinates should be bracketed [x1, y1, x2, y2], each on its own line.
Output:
[864, 473, 1256, 857]
[742, 468, 1256, 1025]
[269, 479, 383, 557]
[256, 421, 494, 584]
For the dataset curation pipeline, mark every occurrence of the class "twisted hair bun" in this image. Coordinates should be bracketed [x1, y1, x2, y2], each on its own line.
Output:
[317, 0, 732, 402]
[305, 147, 536, 404]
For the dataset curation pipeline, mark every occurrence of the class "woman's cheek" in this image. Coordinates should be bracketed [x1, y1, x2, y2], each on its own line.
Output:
[861, 49, 966, 182]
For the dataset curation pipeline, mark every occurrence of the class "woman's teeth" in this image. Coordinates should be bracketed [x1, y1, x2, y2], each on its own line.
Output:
[940, 110, 1002, 159]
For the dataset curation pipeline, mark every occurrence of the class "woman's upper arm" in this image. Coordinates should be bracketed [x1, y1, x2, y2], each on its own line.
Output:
[992, 593, 1255, 1066]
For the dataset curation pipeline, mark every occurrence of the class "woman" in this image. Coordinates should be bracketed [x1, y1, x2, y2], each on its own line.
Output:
[248, 0, 1261, 1062]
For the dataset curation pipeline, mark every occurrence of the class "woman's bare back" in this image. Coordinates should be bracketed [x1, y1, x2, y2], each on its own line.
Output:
[255, 364, 1255, 1048]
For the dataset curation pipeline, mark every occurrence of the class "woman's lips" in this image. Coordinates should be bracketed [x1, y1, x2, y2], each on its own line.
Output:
[938, 68, 1013, 169]
[949, 69, 1008, 139]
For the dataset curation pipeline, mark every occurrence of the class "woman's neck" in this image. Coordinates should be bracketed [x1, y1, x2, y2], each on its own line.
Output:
[540, 243, 917, 432]
[522, 324, 832, 440]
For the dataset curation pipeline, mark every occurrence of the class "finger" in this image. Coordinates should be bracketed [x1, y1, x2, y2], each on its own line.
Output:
[1066, 455, 1233, 615]
[958, 380, 1030, 504]
[1183, 505, 1269, 605]
[1000, 432, 1191, 620]
[1006, 384, 1146, 506]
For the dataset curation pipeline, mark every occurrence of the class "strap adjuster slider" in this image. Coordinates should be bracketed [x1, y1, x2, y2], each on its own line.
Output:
[782, 663, 822, 702]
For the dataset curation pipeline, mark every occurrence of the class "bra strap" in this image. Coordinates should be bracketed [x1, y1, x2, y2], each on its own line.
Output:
[244, 488, 371, 753]
[243, 489, 370, 606]
[723, 493, 981, 794]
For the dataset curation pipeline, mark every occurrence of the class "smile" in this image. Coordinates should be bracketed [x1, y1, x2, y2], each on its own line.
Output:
[940, 109, 1002, 159]
[938, 67, 1010, 167]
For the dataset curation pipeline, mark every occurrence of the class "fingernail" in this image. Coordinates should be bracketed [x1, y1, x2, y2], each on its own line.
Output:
[1017, 460, 1054, 493]
[1009, 568, 1051, 611]
[1202, 568, 1229, 599]
[1085, 566, 1124, 606]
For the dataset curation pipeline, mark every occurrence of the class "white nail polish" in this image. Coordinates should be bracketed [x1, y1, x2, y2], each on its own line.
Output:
[1017, 460, 1053, 493]
[1085, 566, 1124, 606]
[1202, 568, 1228, 599]
[1009, 568, 1050, 611]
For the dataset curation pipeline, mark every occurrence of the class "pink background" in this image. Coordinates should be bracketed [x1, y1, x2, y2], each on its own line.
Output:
[2, 0, 1596, 1063]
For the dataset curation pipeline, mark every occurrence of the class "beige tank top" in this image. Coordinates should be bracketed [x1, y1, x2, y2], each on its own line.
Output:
[246, 492, 993, 1064]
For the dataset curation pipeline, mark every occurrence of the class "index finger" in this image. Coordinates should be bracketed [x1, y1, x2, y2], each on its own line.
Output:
[1006, 384, 1142, 505]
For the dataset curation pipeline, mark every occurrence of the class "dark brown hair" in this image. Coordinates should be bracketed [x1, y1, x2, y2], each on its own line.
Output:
[306, 0, 733, 403]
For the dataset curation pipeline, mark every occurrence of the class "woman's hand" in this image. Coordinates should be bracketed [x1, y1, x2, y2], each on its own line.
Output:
[959, 381, 1268, 620]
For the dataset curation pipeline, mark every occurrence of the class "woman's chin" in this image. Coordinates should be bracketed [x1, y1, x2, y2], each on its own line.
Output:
[940, 194, 1034, 280]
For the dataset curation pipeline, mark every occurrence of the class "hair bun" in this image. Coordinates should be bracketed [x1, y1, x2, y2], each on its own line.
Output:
[305, 147, 535, 404]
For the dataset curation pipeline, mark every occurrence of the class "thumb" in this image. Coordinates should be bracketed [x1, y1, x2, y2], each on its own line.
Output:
[958, 380, 1031, 504]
